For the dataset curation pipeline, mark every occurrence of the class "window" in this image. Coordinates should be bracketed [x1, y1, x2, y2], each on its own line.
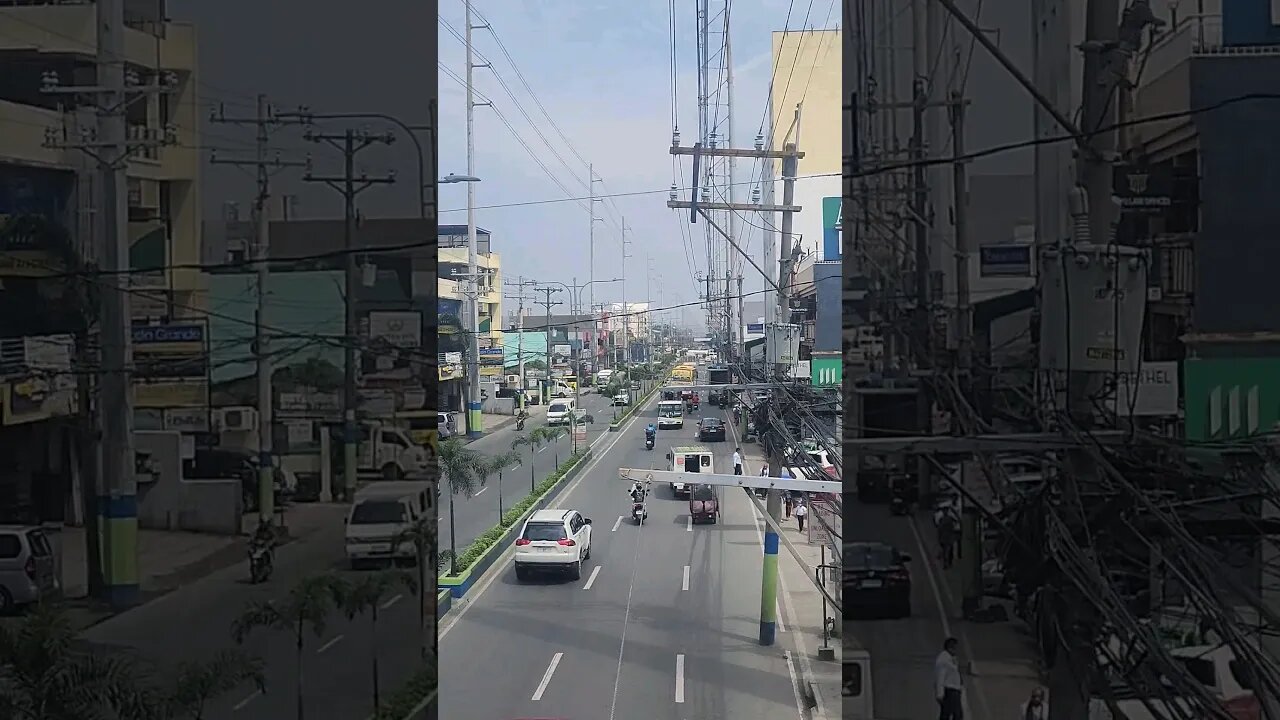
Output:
[843, 662, 862, 696]
[383, 432, 408, 448]
[25, 531, 51, 557]
[523, 522, 568, 541]
[350, 500, 407, 525]
[0, 534, 20, 559]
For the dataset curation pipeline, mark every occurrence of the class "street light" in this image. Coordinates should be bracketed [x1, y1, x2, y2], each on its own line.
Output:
[441, 172, 484, 438]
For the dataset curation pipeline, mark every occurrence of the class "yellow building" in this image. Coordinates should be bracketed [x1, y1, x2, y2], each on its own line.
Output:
[0, 2, 204, 317]
[437, 225, 503, 410]
[770, 28, 841, 264]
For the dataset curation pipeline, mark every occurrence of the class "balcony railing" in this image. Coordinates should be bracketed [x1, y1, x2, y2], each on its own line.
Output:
[1152, 234, 1195, 300]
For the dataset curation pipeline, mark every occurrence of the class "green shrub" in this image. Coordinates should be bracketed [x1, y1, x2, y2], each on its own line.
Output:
[375, 659, 437, 719]
[445, 450, 590, 575]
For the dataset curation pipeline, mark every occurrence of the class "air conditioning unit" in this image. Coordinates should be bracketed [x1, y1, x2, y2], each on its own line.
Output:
[218, 406, 258, 432]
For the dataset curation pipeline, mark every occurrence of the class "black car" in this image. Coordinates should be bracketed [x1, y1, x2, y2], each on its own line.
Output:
[697, 417, 725, 442]
[844, 542, 912, 618]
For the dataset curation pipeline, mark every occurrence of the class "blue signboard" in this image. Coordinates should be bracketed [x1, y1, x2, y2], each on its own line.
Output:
[978, 244, 1033, 277]
[822, 197, 841, 261]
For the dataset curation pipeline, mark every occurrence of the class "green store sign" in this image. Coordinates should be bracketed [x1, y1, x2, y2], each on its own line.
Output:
[811, 356, 841, 387]
[1184, 357, 1280, 441]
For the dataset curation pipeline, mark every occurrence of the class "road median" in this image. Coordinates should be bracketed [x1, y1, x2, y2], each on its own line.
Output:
[608, 381, 661, 431]
[437, 448, 593, 602]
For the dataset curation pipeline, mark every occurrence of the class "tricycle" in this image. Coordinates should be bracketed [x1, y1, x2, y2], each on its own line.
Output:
[689, 483, 718, 524]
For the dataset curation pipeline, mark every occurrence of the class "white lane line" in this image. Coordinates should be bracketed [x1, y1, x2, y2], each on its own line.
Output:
[784, 650, 807, 719]
[583, 565, 602, 590]
[908, 518, 984, 720]
[686, 515, 692, 532]
[611, 515, 623, 532]
[682, 565, 690, 591]
[381, 593, 403, 609]
[508, 464, 521, 472]
[232, 690, 261, 711]
[531, 652, 564, 701]
[475, 486, 488, 497]
[317, 634, 344, 654]
[538, 446, 547, 453]
[674, 653, 686, 703]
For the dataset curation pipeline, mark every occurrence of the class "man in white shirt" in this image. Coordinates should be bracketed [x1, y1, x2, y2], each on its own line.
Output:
[934, 637, 964, 720]
[732, 448, 743, 475]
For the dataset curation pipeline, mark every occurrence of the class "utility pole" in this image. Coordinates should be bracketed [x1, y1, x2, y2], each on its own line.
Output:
[589, 165, 603, 324]
[535, 287, 562, 402]
[669, 106, 803, 647]
[463, 0, 492, 440]
[506, 277, 537, 404]
[950, 92, 972, 373]
[210, 94, 307, 522]
[620, 220, 631, 366]
[40, 0, 177, 608]
[301, 128, 395, 499]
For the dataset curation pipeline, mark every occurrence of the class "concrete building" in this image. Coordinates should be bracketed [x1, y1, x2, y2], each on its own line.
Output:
[0, 1, 203, 526]
[437, 225, 501, 412]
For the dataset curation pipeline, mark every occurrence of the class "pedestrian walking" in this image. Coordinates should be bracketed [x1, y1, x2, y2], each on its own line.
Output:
[937, 511, 958, 569]
[1018, 687, 1047, 720]
[733, 448, 743, 476]
[794, 501, 807, 532]
[784, 494, 793, 518]
[934, 637, 964, 720]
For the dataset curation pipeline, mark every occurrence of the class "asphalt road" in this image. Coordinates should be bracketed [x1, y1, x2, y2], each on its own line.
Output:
[440, 391, 618, 556]
[438, 397, 806, 720]
[844, 496, 970, 720]
[79, 501, 436, 720]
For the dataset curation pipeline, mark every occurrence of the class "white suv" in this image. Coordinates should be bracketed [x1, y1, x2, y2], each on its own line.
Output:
[513, 509, 593, 581]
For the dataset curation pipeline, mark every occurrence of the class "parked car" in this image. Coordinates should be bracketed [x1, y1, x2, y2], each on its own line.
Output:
[0, 525, 58, 613]
[513, 508, 593, 581]
[697, 417, 726, 442]
[438, 411, 456, 438]
[844, 541, 912, 618]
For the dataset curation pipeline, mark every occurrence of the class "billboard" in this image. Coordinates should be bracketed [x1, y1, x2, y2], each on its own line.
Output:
[1185, 358, 1280, 441]
[791, 175, 842, 261]
[1108, 361, 1179, 417]
[822, 197, 841, 261]
[368, 311, 422, 349]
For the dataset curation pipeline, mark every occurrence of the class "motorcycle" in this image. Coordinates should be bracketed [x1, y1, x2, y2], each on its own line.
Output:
[515, 416, 526, 431]
[631, 501, 648, 524]
[248, 543, 273, 583]
[645, 433, 655, 450]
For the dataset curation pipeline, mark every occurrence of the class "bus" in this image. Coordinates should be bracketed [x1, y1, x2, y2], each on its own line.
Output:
[657, 400, 684, 429]
[671, 363, 695, 382]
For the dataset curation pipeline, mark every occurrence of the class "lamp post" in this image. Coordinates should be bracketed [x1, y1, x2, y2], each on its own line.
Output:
[441, 172, 483, 438]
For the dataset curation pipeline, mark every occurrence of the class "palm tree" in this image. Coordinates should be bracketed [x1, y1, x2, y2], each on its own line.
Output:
[230, 574, 347, 720]
[438, 437, 487, 576]
[392, 515, 438, 661]
[512, 428, 552, 493]
[544, 424, 567, 468]
[341, 569, 418, 715]
[164, 649, 266, 720]
[0, 606, 158, 720]
[481, 450, 522, 523]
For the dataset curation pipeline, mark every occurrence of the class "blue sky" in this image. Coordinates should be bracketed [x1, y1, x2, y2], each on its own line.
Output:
[437, 0, 836, 331]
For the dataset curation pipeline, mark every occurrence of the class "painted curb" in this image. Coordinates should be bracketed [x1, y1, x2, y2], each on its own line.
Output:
[437, 449, 593, 600]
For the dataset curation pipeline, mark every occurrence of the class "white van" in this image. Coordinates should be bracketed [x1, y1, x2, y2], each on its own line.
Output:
[344, 481, 434, 569]
[657, 400, 684, 429]
[546, 398, 576, 426]
[844, 634, 875, 719]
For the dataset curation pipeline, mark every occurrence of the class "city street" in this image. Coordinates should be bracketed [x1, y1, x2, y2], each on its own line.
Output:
[441, 390, 617, 553]
[75, 389, 633, 720]
[845, 497, 1038, 720]
[438, 398, 806, 720]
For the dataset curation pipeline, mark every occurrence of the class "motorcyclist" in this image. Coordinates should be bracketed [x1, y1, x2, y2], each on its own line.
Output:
[515, 407, 529, 430]
[645, 423, 656, 441]
[629, 481, 647, 504]
[250, 520, 276, 553]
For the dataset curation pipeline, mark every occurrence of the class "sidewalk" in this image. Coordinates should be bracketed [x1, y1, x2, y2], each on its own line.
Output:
[461, 407, 543, 443]
[734, 429, 840, 719]
[55, 502, 348, 629]
[916, 511, 1044, 717]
